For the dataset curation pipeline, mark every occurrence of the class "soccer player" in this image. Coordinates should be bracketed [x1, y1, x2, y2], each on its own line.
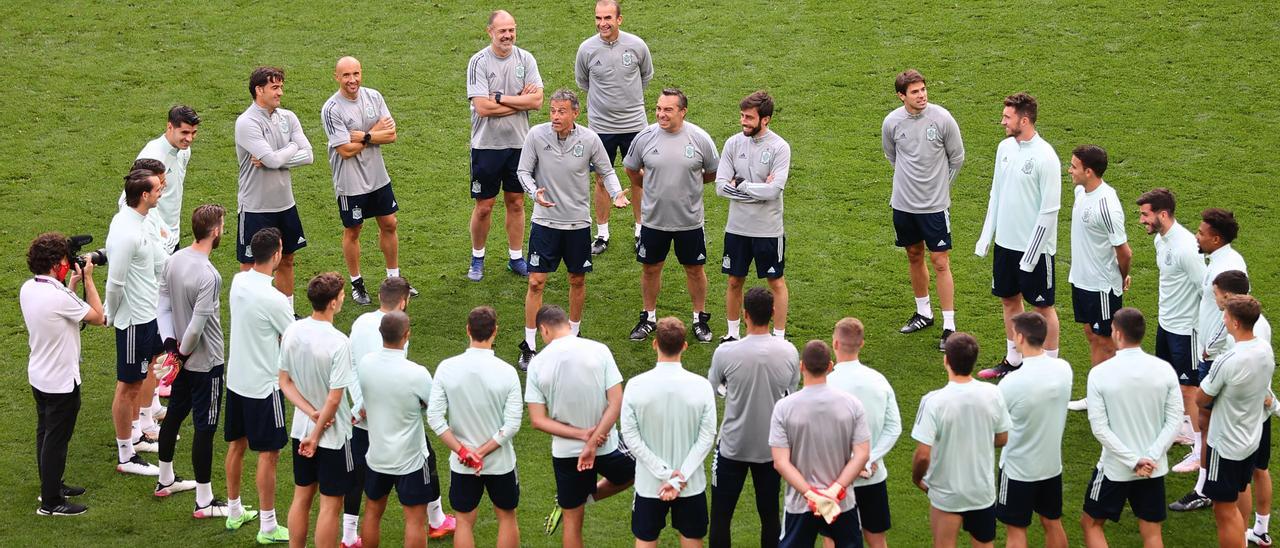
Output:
[105, 168, 168, 475]
[574, 0, 653, 254]
[1196, 295, 1274, 548]
[321, 56, 417, 305]
[426, 306, 523, 548]
[234, 66, 314, 306]
[128, 159, 170, 435]
[356, 311, 436, 548]
[975, 92, 1062, 379]
[1067, 145, 1131, 367]
[911, 333, 1010, 548]
[995, 312, 1072, 548]
[465, 9, 543, 281]
[1081, 308, 1181, 548]
[515, 89, 629, 369]
[279, 273, 356, 548]
[155, 205, 228, 517]
[117, 105, 200, 253]
[621, 318, 717, 547]
[525, 305, 633, 547]
[706, 287, 799, 548]
[771, 340, 872, 548]
[881, 69, 965, 350]
[827, 318, 901, 548]
[224, 227, 295, 543]
[715, 91, 792, 341]
[623, 88, 719, 342]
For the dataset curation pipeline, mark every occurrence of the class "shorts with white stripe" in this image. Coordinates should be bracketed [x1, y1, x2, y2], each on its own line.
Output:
[1202, 444, 1255, 503]
[995, 469, 1062, 527]
[991, 245, 1055, 306]
[115, 320, 162, 383]
[365, 464, 439, 507]
[1071, 285, 1123, 336]
[292, 438, 356, 496]
[1081, 467, 1166, 523]
[223, 389, 288, 452]
[167, 365, 223, 432]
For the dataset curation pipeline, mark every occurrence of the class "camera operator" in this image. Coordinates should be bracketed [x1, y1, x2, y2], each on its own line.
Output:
[21, 232, 106, 516]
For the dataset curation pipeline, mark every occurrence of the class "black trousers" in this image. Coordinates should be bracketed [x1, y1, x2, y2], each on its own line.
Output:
[709, 450, 781, 548]
[34, 384, 81, 507]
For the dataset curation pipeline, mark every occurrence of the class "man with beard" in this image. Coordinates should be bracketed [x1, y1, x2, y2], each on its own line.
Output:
[118, 106, 200, 254]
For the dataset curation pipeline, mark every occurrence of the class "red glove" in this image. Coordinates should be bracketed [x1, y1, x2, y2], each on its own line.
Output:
[819, 483, 847, 502]
[457, 447, 484, 472]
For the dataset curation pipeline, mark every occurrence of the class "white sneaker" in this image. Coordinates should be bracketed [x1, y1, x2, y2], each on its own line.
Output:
[116, 455, 160, 476]
[1172, 451, 1201, 473]
[133, 435, 159, 454]
[1174, 431, 1196, 446]
[154, 476, 198, 497]
[152, 406, 167, 422]
[1067, 398, 1088, 411]
[193, 499, 231, 519]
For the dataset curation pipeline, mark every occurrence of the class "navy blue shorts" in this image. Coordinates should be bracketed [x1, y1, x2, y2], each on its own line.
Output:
[115, 320, 162, 383]
[637, 226, 707, 266]
[292, 438, 356, 496]
[470, 148, 523, 199]
[223, 389, 288, 452]
[632, 492, 708, 542]
[450, 470, 520, 512]
[893, 208, 952, 251]
[1198, 359, 1214, 382]
[528, 224, 593, 274]
[366, 464, 439, 507]
[991, 245, 1055, 306]
[781, 509, 862, 548]
[553, 449, 636, 509]
[996, 470, 1063, 527]
[1256, 417, 1272, 471]
[722, 233, 785, 279]
[337, 183, 399, 228]
[1082, 467, 1166, 523]
[237, 206, 307, 263]
[854, 480, 891, 534]
[591, 132, 637, 171]
[1204, 444, 1256, 503]
[1072, 286, 1123, 336]
[1155, 327, 1197, 386]
[168, 365, 223, 432]
[949, 504, 997, 543]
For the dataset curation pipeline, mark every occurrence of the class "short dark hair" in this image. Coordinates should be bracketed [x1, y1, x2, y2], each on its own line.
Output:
[249, 66, 285, 99]
[894, 69, 925, 95]
[27, 232, 68, 275]
[249, 227, 282, 265]
[1004, 92, 1038, 125]
[833, 317, 864, 351]
[801, 340, 832, 376]
[660, 88, 688, 110]
[1213, 270, 1250, 296]
[1225, 295, 1262, 331]
[123, 169, 158, 208]
[596, 0, 621, 17]
[379, 311, 411, 345]
[1201, 208, 1239, 244]
[535, 305, 569, 329]
[1136, 188, 1176, 217]
[549, 88, 580, 111]
[306, 272, 344, 312]
[468, 306, 498, 342]
[131, 158, 165, 175]
[943, 332, 979, 376]
[378, 277, 411, 309]
[1011, 312, 1048, 348]
[1072, 144, 1108, 177]
[743, 287, 774, 327]
[1112, 308, 1146, 344]
[191, 204, 225, 241]
[740, 90, 774, 119]
[655, 317, 686, 356]
[168, 105, 200, 127]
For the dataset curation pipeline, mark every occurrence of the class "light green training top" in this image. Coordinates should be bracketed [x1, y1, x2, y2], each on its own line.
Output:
[620, 362, 717, 498]
[912, 380, 1011, 512]
[426, 348, 523, 475]
[998, 354, 1073, 481]
[357, 348, 433, 475]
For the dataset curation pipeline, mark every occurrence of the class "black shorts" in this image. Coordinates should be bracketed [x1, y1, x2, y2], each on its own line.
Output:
[350, 427, 370, 473]
[365, 464, 439, 507]
[991, 245, 1055, 306]
[722, 233, 785, 279]
[637, 226, 707, 266]
[780, 510, 862, 548]
[553, 449, 636, 509]
[450, 470, 520, 512]
[854, 479, 892, 534]
[893, 208, 952, 251]
[1204, 444, 1256, 503]
[1255, 417, 1272, 471]
[631, 492, 708, 542]
[1198, 359, 1214, 382]
[237, 206, 307, 263]
[935, 504, 997, 544]
[528, 224, 593, 274]
[115, 320, 162, 383]
[292, 438, 355, 496]
[1072, 286, 1123, 336]
[470, 148, 523, 199]
[996, 470, 1063, 527]
[168, 365, 223, 432]
[591, 132, 637, 171]
[1082, 467, 1166, 523]
[223, 389, 288, 452]
[1155, 327, 1198, 387]
[337, 183, 399, 228]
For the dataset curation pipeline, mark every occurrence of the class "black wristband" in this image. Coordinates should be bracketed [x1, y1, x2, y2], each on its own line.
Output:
[495, 92, 503, 105]
[361, 132, 371, 145]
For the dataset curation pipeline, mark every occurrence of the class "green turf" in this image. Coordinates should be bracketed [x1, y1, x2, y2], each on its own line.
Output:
[2, 0, 1279, 545]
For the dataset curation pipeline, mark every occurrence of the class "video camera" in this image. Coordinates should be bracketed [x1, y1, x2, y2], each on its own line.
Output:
[67, 235, 107, 270]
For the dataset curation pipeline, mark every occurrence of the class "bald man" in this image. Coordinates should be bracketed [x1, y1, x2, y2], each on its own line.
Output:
[321, 56, 416, 307]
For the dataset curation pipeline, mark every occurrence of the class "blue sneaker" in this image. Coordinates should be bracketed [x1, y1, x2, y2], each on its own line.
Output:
[467, 257, 484, 282]
[508, 257, 529, 277]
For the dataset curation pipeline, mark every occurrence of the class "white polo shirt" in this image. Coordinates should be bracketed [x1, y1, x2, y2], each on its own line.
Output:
[21, 276, 91, 394]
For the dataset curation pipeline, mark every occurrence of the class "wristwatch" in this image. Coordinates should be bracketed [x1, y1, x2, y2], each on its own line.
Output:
[494, 92, 504, 105]
[361, 132, 371, 146]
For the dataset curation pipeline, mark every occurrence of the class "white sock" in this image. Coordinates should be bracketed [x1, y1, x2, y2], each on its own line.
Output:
[149, 392, 163, 413]
[159, 460, 175, 485]
[138, 408, 157, 434]
[287, 295, 294, 308]
[693, 311, 702, 324]
[1046, 348, 1060, 359]
[386, 267, 399, 278]
[472, 247, 485, 259]
[509, 248, 523, 260]
[131, 420, 142, 442]
[342, 514, 360, 545]
[525, 327, 538, 350]
[727, 319, 741, 338]
[634, 223, 641, 238]
[915, 296, 932, 318]
[1195, 467, 1206, 496]
[585, 494, 596, 506]
[772, 328, 785, 338]
[1005, 340, 1023, 366]
[350, 274, 362, 283]
[570, 320, 581, 336]
[261, 509, 278, 533]
[1193, 432, 1203, 458]
[645, 310, 657, 322]
[942, 310, 956, 330]
[597, 223, 610, 241]
[428, 498, 446, 528]
[117, 438, 134, 463]
[196, 483, 214, 507]
[1256, 513, 1270, 534]
[228, 497, 244, 519]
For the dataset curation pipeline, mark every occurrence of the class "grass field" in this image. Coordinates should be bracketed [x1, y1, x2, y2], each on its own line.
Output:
[3, 0, 1279, 545]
